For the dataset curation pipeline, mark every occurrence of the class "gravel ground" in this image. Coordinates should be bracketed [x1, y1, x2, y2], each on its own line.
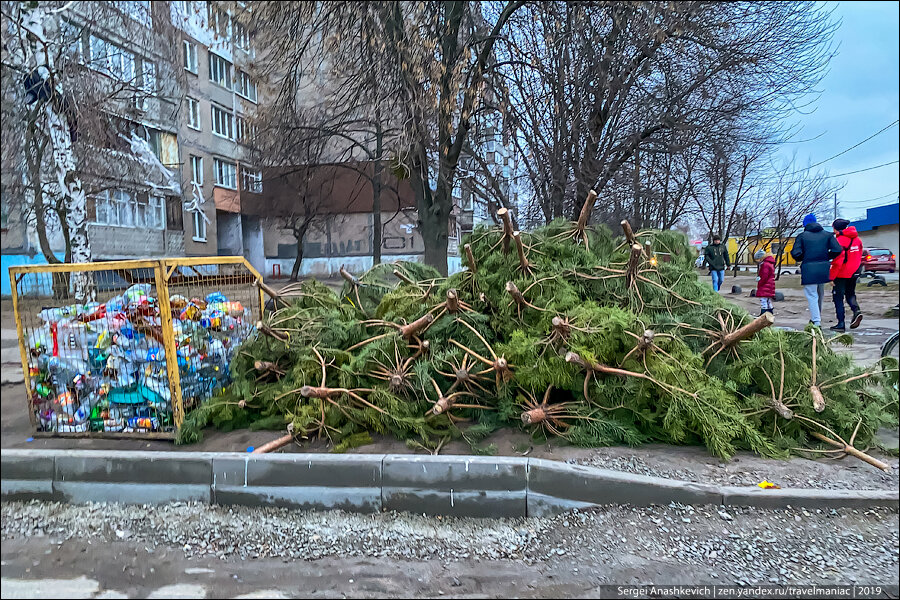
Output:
[570, 447, 900, 491]
[3, 500, 898, 588]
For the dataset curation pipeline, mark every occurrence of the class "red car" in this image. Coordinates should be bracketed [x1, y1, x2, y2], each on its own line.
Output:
[861, 248, 896, 273]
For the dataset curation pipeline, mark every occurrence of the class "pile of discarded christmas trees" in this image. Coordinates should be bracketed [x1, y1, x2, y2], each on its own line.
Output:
[178, 197, 898, 470]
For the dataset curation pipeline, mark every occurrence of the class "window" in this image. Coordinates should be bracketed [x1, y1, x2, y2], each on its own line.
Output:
[208, 52, 232, 89]
[211, 105, 234, 139]
[192, 210, 207, 241]
[236, 70, 257, 102]
[187, 97, 201, 129]
[93, 190, 165, 230]
[140, 61, 156, 94]
[60, 20, 83, 61]
[234, 21, 251, 52]
[138, 195, 165, 229]
[165, 196, 184, 231]
[207, 3, 232, 41]
[241, 167, 262, 193]
[190, 155, 203, 185]
[119, 1, 152, 26]
[183, 40, 198, 73]
[461, 191, 473, 212]
[89, 35, 135, 82]
[236, 115, 257, 144]
[213, 158, 237, 189]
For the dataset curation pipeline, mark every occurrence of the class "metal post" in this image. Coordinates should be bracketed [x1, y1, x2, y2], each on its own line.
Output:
[154, 260, 184, 429]
[8, 269, 37, 431]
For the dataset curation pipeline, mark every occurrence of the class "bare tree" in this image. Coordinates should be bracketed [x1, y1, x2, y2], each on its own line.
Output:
[2, 1, 183, 299]
[754, 161, 842, 279]
[499, 2, 836, 231]
[249, 1, 526, 275]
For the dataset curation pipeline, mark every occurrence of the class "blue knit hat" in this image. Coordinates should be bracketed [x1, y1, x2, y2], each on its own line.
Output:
[803, 214, 817, 227]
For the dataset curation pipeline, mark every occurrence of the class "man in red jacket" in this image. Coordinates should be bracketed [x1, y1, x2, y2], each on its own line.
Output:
[829, 218, 864, 332]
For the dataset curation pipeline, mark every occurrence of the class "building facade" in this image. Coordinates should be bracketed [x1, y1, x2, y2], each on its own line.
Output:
[851, 203, 899, 255]
[170, 1, 265, 274]
[1, 1, 269, 295]
[2, 1, 186, 276]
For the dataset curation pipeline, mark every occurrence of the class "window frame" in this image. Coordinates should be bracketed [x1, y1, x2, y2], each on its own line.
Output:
[88, 35, 136, 83]
[241, 166, 262, 194]
[208, 52, 233, 90]
[213, 157, 237, 190]
[187, 97, 201, 130]
[165, 195, 184, 231]
[192, 209, 207, 242]
[190, 155, 204, 186]
[183, 39, 198, 74]
[235, 115, 257, 145]
[211, 104, 234, 140]
[236, 70, 257, 103]
[234, 20, 251, 53]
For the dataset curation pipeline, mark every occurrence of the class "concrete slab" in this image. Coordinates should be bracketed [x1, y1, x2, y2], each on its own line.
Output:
[54, 482, 211, 505]
[213, 485, 381, 513]
[1, 479, 57, 502]
[2, 451, 55, 479]
[527, 458, 723, 507]
[383, 488, 526, 518]
[382, 455, 526, 491]
[526, 492, 597, 518]
[2, 347, 20, 365]
[721, 486, 899, 510]
[55, 453, 211, 485]
[382, 455, 527, 517]
[246, 453, 382, 488]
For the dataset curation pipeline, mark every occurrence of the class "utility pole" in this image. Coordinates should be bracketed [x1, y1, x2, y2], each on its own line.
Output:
[834, 193, 839, 222]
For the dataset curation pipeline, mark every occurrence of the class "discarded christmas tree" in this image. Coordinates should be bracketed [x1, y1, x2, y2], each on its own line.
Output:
[178, 200, 898, 470]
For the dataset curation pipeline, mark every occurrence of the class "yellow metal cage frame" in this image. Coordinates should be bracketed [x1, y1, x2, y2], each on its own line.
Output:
[8, 256, 267, 440]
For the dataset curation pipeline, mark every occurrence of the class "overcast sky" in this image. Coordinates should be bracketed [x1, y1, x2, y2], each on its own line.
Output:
[776, 1, 899, 221]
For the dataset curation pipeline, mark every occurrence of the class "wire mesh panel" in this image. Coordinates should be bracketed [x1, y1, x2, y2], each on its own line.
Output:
[9, 257, 262, 439]
[160, 258, 261, 418]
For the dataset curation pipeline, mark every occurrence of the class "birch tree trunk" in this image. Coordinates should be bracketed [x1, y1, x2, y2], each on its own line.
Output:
[17, 5, 94, 301]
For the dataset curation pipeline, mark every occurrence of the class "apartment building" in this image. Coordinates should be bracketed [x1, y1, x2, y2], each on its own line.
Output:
[454, 111, 521, 248]
[1, 1, 187, 278]
[169, 1, 265, 274]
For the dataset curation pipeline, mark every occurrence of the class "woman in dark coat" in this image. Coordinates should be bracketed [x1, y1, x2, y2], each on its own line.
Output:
[790, 214, 842, 326]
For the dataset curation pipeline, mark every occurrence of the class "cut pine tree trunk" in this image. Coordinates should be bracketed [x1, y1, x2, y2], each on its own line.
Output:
[809, 431, 890, 471]
[575, 189, 598, 237]
[252, 434, 293, 454]
[621, 220, 637, 245]
[721, 312, 775, 348]
[498, 208, 514, 254]
[464, 244, 477, 273]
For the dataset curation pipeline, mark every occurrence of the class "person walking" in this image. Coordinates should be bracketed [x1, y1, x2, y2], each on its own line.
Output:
[790, 214, 842, 327]
[754, 250, 776, 316]
[703, 235, 730, 292]
[829, 218, 864, 331]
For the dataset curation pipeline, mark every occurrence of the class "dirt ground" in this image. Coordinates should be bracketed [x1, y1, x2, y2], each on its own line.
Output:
[2, 272, 898, 489]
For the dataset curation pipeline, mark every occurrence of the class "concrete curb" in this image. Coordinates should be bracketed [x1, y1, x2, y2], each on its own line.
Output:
[2, 450, 897, 518]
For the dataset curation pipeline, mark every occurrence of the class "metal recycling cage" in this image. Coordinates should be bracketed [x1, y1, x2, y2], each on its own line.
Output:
[9, 257, 266, 440]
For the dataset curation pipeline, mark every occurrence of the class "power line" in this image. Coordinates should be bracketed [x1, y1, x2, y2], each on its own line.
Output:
[807, 119, 899, 169]
[840, 189, 899, 205]
[824, 159, 900, 179]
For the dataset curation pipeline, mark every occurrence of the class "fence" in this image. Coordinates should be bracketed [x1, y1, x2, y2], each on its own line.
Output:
[8, 257, 266, 439]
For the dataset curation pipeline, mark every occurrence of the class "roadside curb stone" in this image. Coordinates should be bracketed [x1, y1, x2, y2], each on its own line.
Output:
[2, 449, 897, 517]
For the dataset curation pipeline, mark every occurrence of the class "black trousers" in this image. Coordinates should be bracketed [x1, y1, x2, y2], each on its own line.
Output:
[832, 277, 860, 324]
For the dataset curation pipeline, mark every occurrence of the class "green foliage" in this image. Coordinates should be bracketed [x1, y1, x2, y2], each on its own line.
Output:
[178, 218, 897, 465]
